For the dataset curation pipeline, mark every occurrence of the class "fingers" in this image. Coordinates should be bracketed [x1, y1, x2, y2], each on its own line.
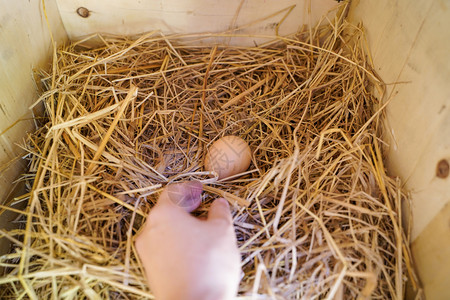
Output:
[158, 181, 203, 212]
[207, 198, 232, 224]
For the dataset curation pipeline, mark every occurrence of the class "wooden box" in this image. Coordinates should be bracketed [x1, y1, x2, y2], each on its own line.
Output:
[0, 1, 448, 298]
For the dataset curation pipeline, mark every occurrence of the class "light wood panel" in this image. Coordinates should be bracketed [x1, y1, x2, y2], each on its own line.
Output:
[349, 0, 450, 298]
[411, 202, 450, 300]
[56, 0, 338, 45]
[0, 0, 67, 203]
[349, 0, 450, 240]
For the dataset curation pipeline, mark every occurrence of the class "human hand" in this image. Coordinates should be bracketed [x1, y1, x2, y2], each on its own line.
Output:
[135, 181, 241, 300]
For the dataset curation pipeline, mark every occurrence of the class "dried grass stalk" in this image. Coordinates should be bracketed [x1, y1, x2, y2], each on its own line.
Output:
[0, 9, 419, 300]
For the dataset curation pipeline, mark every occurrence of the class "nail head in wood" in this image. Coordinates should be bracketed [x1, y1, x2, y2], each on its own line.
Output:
[77, 7, 90, 18]
[436, 159, 449, 179]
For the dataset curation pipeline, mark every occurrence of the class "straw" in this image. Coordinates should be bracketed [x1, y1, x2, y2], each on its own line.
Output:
[0, 7, 420, 299]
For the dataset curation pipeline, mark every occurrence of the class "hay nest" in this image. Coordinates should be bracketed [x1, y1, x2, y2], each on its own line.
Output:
[0, 9, 419, 300]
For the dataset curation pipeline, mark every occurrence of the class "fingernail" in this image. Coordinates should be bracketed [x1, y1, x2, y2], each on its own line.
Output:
[185, 181, 203, 198]
[166, 181, 203, 212]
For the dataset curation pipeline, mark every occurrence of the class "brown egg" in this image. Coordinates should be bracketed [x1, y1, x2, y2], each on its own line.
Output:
[204, 135, 252, 180]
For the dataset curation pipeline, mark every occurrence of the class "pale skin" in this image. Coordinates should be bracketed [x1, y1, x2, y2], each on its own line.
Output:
[135, 181, 241, 300]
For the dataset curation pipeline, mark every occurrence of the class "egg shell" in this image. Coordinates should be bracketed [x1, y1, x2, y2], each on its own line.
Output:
[204, 135, 252, 180]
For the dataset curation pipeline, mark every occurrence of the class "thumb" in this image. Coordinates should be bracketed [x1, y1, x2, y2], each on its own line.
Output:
[158, 181, 203, 212]
[207, 198, 233, 224]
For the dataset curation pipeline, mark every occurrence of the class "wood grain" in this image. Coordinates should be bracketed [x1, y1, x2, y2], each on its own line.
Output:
[0, 0, 67, 203]
[350, 0, 450, 298]
[56, 0, 337, 45]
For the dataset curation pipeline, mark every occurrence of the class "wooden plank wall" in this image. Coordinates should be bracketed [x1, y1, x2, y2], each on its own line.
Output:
[412, 202, 450, 300]
[349, 0, 450, 299]
[55, 0, 338, 45]
[0, 0, 67, 213]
